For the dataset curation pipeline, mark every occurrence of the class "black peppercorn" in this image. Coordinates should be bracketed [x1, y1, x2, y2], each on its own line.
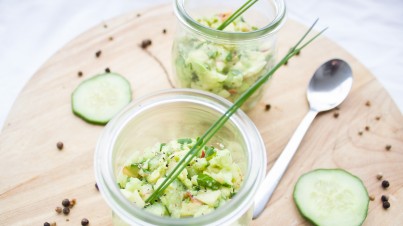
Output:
[81, 218, 90, 226]
[62, 207, 70, 215]
[265, 104, 271, 111]
[44, 222, 50, 226]
[95, 183, 99, 191]
[381, 195, 389, 202]
[382, 201, 390, 209]
[56, 142, 63, 150]
[382, 180, 390, 188]
[95, 50, 102, 58]
[62, 198, 70, 207]
[140, 39, 152, 49]
[333, 112, 339, 118]
[105, 67, 111, 73]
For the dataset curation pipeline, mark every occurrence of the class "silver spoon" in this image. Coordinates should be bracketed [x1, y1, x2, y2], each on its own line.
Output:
[253, 59, 353, 219]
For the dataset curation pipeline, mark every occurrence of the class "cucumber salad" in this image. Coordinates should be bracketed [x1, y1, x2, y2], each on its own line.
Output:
[173, 13, 274, 109]
[117, 138, 243, 218]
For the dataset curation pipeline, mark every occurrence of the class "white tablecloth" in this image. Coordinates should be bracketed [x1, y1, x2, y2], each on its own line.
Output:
[1, 0, 402, 130]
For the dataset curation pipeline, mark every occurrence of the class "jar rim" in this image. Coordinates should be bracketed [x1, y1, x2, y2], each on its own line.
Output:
[174, 0, 286, 41]
[94, 89, 267, 225]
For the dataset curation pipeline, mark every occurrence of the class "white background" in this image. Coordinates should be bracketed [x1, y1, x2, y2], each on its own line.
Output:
[1, 0, 402, 130]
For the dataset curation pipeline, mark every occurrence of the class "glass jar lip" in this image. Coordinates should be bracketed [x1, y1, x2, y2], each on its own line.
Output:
[174, 0, 286, 41]
[94, 89, 267, 225]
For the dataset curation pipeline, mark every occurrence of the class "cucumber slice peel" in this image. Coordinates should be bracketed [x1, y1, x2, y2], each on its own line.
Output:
[71, 73, 132, 125]
[293, 169, 369, 226]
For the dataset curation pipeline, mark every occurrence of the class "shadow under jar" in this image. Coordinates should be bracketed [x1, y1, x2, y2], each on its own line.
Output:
[95, 89, 267, 226]
[172, 0, 286, 111]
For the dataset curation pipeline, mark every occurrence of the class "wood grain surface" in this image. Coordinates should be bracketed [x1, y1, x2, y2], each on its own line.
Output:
[1, 4, 402, 226]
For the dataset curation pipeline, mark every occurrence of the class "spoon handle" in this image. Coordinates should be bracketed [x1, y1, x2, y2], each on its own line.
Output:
[253, 109, 318, 219]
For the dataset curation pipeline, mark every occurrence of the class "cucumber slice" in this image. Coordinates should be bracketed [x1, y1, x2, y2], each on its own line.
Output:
[72, 73, 132, 125]
[293, 169, 369, 226]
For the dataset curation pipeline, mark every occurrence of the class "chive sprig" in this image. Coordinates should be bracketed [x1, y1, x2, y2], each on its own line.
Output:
[217, 0, 258, 31]
[145, 18, 327, 204]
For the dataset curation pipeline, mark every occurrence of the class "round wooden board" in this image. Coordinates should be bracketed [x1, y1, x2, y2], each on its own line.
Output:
[1, 4, 402, 226]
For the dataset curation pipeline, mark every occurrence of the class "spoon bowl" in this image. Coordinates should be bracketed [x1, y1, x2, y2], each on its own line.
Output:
[253, 59, 353, 219]
[308, 59, 353, 111]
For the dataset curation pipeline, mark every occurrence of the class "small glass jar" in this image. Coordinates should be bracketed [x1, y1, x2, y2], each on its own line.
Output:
[172, 0, 286, 111]
[95, 89, 266, 226]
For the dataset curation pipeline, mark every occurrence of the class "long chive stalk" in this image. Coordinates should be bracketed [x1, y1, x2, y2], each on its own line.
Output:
[217, 0, 258, 30]
[146, 20, 327, 204]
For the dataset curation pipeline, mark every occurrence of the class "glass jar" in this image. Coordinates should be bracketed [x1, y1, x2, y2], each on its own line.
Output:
[95, 89, 266, 226]
[172, 0, 286, 111]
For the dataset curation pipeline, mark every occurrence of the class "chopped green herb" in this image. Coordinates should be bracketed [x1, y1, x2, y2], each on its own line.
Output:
[205, 146, 216, 159]
[177, 138, 192, 144]
[197, 174, 221, 190]
[225, 52, 233, 62]
[207, 51, 218, 58]
[159, 143, 166, 152]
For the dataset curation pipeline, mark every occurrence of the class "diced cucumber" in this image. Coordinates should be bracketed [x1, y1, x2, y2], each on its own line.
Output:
[71, 72, 132, 125]
[180, 202, 203, 217]
[180, 202, 214, 217]
[145, 203, 168, 216]
[293, 169, 369, 226]
[120, 189, 145, 208]
[194, 190, 221, 207]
